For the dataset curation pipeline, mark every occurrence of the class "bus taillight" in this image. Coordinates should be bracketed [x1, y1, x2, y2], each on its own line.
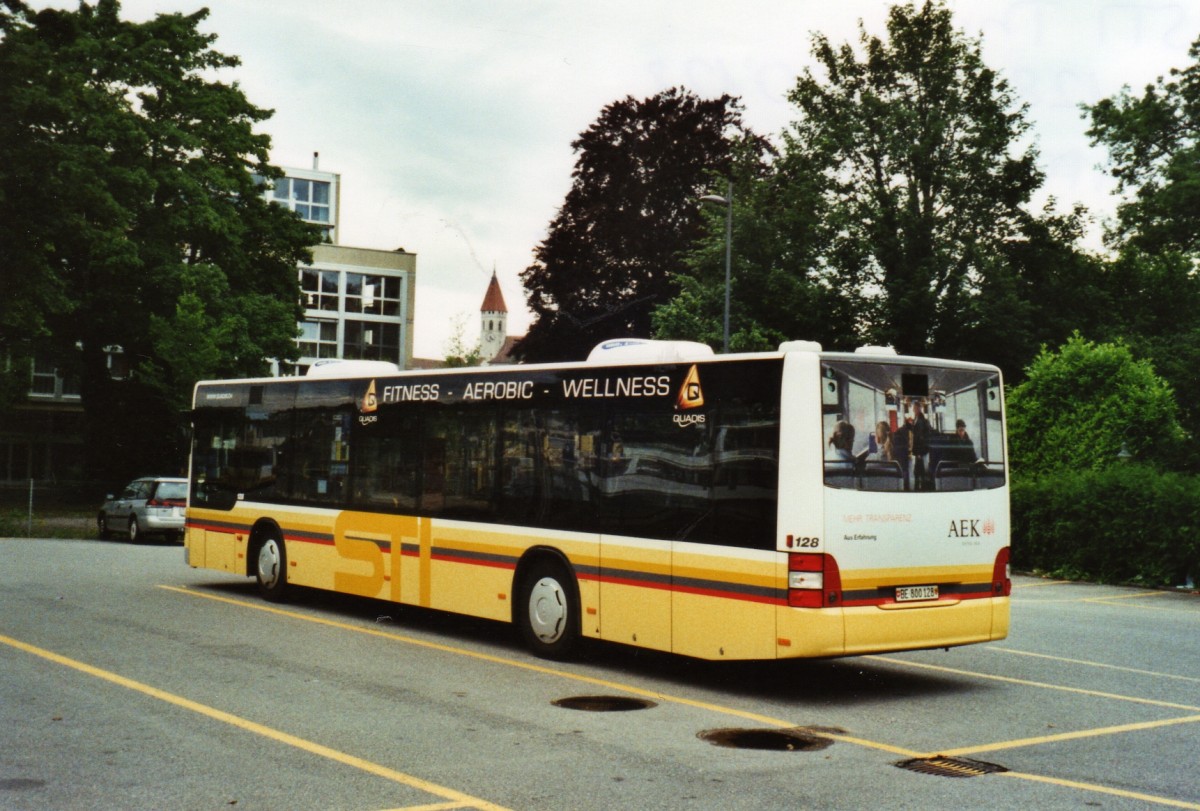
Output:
[788, 553, 842, 608]
[992, 547, 1011, 597]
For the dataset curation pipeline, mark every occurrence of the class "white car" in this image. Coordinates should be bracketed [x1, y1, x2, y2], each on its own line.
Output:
[97, 477, 187, 543]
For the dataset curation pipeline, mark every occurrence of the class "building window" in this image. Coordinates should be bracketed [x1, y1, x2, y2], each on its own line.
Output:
[28, 351, 81, 399]
[271, 176, 335, 242]
[298, 320, 338, 359]
[273, 177, 332, 223]
[30, 355, 57, 396]
[344, 321, 400, 362]
[345, 273, 402, 316]
[300, 269, 340, 311]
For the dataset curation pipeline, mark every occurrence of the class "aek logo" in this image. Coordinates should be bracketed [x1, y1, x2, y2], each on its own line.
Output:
[359, 380, 379, 425]
[948, 518, 996, 538]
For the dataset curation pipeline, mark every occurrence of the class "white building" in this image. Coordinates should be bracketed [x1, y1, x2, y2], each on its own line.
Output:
[268, 157, 417, 373]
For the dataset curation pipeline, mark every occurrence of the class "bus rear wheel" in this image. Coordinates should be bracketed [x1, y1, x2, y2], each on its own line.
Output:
[256, 533, 289, 602]
[517, 558, 580, 659]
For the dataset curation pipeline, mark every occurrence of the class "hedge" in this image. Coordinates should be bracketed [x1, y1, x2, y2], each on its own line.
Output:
[1011, 464, 1200, 587]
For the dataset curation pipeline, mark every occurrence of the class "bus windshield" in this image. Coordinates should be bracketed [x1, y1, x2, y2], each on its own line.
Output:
[821, 359, 1004, 492]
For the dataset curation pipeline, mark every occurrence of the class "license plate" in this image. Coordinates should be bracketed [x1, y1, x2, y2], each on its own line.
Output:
[896, 585, 938, 602]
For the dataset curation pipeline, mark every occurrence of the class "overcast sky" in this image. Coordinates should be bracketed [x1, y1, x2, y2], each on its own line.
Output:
[41, 1, 1200, 358]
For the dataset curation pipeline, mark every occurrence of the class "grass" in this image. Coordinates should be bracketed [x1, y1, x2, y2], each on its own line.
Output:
[0, 508, 95, 539]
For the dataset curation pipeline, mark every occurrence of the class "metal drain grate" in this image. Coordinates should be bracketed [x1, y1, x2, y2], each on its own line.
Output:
[896, 756, 1008, 778]
[552, 695, 657, 712]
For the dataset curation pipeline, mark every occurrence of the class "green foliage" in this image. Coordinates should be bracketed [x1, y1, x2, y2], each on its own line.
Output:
[1086, 36, 1200, 253]
[1090, 251, 1200, 465]
[780, 0, 1064, 359]
[659, 1, 1092, 376]
[1013, 465, 1199, 587]
[518, 88, 764, 362]
[443, 314, 484, 368]
[1007, 334, 1183, 477]
[0, 0, 315, 479]
[652, 144, 861, 353]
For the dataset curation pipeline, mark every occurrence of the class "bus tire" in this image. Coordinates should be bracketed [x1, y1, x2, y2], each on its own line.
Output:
[517, 558, 580, 660]
[255, 532, 289, 602]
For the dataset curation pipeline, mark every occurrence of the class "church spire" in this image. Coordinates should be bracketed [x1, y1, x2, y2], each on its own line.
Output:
[480, 267, 508, 361]
[481, 268, 507, 314]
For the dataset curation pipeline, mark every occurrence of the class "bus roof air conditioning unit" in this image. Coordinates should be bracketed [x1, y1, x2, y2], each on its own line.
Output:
[586, 339, 715, 364]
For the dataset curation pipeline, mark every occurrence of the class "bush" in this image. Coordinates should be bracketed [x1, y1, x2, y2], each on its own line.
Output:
[1012, 463, 1200, 586]
[1007, 334, 1183, 476]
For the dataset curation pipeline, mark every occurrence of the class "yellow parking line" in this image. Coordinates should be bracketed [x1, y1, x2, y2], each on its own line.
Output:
[869, 655, 1200, 712]
[0, 633, 508, 811]
[1087, 590, 1165, 601]
[938, 713, 1200, 757]
[989, 647, 1200, 684]
[1012, 579, 1072, 589]
[162, 585, 1197, 809]
[1083, 592, 1199, 614]
[158, 585, 807, 734]
[1001, 770, 1200, 810]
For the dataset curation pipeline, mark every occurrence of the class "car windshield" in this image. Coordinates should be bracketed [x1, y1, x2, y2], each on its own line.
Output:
[154, 481, 187, 500]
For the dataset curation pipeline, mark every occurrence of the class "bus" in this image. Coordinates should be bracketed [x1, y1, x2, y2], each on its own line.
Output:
[185, 339, 1010, 660]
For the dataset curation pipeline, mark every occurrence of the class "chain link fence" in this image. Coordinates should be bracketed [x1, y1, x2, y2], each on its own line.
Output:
[0, 480, 109, 539]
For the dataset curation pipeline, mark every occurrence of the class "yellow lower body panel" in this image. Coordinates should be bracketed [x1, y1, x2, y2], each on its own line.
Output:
[673, 591, 776, 660]
[775, 607, 847, 658]
[842, 597, 1008, 656]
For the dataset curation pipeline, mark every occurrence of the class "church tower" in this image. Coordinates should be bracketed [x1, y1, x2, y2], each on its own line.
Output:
[480, 269, 508, 361]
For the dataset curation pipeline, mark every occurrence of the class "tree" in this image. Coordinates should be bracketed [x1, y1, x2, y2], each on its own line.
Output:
[0, 0, 316, 480]
[1090, 249, 1200, 464]
[652, 143, 861, 352]
[1085, 41, 1200, 460]
[517, 88, 762, 362]
[1086, 37, 1200, 254]
[442, 314, 484, 368]
[772, 1, 1078, 360]
[1007, 334, 1183, 477]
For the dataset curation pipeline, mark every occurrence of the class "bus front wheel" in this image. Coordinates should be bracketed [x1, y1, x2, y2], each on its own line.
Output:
[256, 533, 289, 602]
[517, 558, 580, 660]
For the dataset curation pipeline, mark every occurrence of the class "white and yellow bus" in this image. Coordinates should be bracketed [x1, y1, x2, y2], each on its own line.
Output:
[185, 339, 1010, 660]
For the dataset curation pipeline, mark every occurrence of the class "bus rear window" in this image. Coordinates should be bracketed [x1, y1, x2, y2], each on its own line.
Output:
[821, 360, 1004, 492]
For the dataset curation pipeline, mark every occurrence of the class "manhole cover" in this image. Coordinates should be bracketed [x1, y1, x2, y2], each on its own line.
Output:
[698, 727, 834, 751]
[552, 695, 657, 712]
[0, 779, 46, 791]
[896, 756, 1008, 778]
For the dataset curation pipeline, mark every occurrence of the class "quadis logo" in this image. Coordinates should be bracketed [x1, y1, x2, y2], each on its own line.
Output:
[359, 380, 379, 425]
[673, 365, 706, 426]
[676, 365, 704, 410]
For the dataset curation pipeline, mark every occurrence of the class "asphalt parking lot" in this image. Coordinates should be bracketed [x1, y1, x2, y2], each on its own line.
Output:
[1, 537, 1197, 810]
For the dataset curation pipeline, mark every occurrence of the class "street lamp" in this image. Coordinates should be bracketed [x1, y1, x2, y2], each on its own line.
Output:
[698, 181, 733, 353]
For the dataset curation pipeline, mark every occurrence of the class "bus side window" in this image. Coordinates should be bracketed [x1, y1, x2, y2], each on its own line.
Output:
[424, 409, 497, 520]
[288, 409, 350, 504]
[353, 431, 419, 512]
